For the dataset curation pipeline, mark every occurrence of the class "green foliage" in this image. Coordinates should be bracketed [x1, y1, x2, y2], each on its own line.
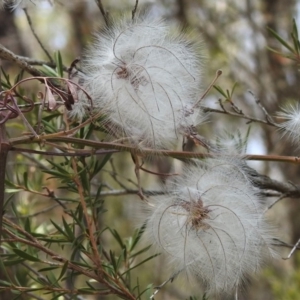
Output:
[268, 19, 300, 64]
[264, 263, 300, 300]
[54, 51, 64, 78]
[0, 67, 160, 299]
[213, 82, 238, 102]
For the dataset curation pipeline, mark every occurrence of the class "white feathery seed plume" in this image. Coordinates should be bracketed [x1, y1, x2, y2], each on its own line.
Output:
[277, 101, 300, 143]
[72, 16, 204, 150]
[214, 130, 248, 154]
[142, 158, 276, 296]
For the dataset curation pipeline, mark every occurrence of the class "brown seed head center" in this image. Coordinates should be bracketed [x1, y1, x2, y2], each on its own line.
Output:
[116, 65, 149, 90]
[181, 199, 210, 230]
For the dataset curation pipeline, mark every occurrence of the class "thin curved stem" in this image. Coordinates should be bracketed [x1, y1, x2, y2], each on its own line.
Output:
[9, 134, 300, 164]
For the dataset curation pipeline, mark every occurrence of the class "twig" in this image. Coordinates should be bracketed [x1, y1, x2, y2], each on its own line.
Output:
[8, 189, 165, 219]
[8, 94, 38, 137]
[185, 126, 217, 152]
[70, 156, 104, 274]
[23, 8, 53, 63]
[2, 220, 99, 280]
[229, 100, 243, 114]
[0, 59, 2, 91]
[132, 153, 145, 200]
[264, 194, 288, 213]
[0, 47, 72, 93]
[194, 69, 222, 107]
[218, 99, 227, 112]
[0, 44, 43, 77]
[9, 204, 61, 219]
[13, 55, 68, 71]
[94, 0, 109, 26]
[108, 158, 129, 190]
[94, 189, 166, 197]
[246, 166, 300, 196]
[0, 101, 60, 111]
[101, 248, 130, 289]
[9, 135, 300, 164]
[8, 131, 300, 197]
[248, 90, 274, 123]
[139, 165, 178, 177]
[283, 237, 300, 260]
[260, 191, 282, 197]
[19, 152, 50, 170]
[273, 238, 300, 250]
[21, 262, 84, 300]
[132, 0, 139, 20]
[150, 269, 182, 299]
[3, 221, 136, 300]
[11, 146, 118, 157]
[202, 105, 277, 126]
[22, 262, 48, 282]
[0, 123, 11, 242]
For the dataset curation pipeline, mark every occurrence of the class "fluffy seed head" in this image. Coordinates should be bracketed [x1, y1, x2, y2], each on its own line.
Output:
[277, 102, 300, 143]
[72, 15, 204, 149]
[142, 158, 276, 296]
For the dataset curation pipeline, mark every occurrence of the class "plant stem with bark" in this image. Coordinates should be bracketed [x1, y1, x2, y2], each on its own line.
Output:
[0, 123, 10, 241]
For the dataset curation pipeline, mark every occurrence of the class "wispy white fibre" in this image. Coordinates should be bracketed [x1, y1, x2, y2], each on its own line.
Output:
[215, 130, 248, 154]
[277, 102, 300, 143]
[142, 158, 276, 296]
[73, 16, 204, 149]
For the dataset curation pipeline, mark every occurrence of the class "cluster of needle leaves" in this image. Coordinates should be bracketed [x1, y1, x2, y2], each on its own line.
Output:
[268, 18, 300, 65]
[0, 53, 166, 300]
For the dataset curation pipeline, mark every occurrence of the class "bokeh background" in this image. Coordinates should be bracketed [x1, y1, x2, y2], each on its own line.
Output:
[1, 0, 300, 299]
